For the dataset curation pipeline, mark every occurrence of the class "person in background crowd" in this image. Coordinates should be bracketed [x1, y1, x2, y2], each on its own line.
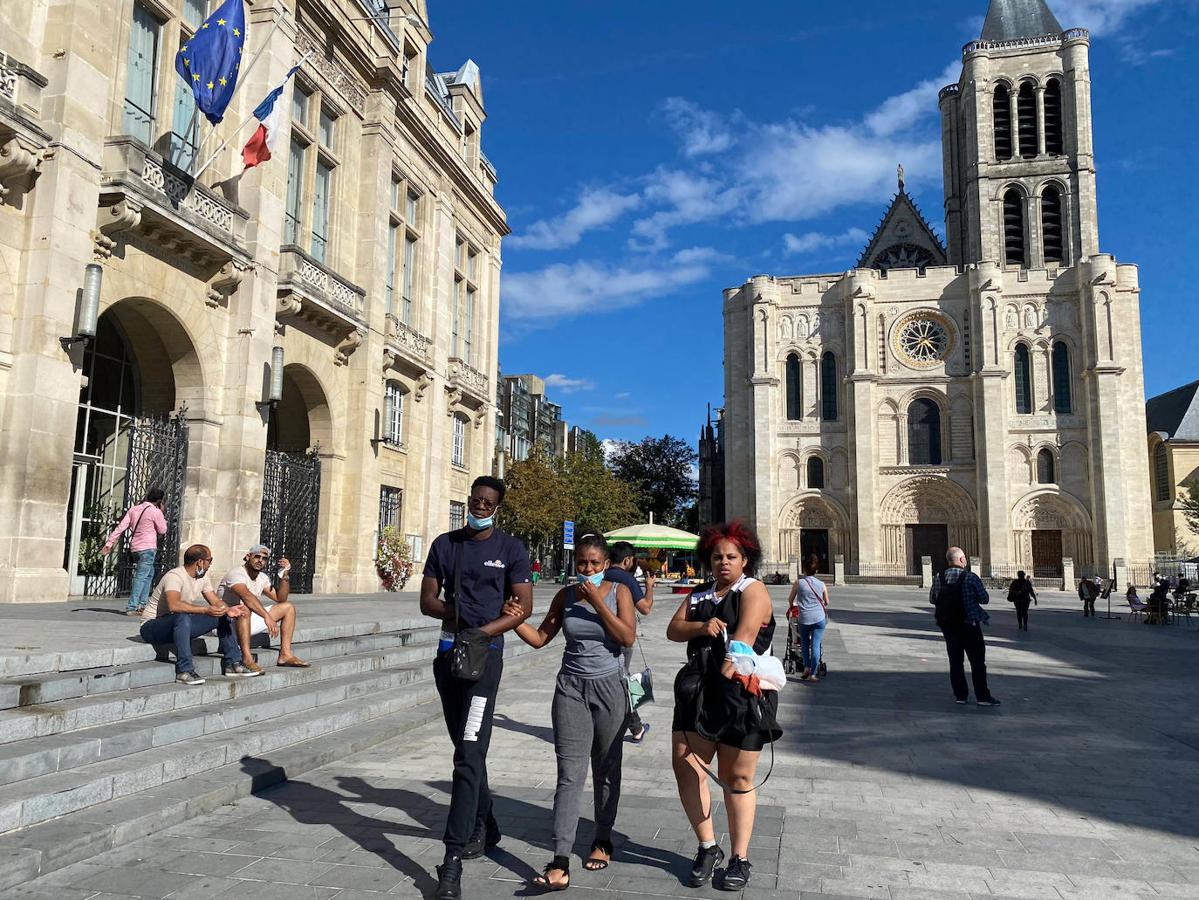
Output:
[217, 544, 308, 671]
[420, 476, 533, 900]
[1078, 576, 1099, 617]
[102, 488, 168, 616]
[532, 558, 542, 584]
[930, 548, 999, 707]
[606, 540, 655, 743]
[505, 532, 636, 890]
[786, 554, 829, 681]
[1007, 571, 1037, 632]
[138, 544, 255, 684]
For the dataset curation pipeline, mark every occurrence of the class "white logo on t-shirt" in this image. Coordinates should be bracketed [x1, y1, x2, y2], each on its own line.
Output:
[483, 559, 506, 569]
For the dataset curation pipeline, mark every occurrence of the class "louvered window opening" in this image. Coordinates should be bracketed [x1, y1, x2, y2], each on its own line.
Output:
[908, 399, 942, 466]
[1037, 449, 1056, 485]
[1154, 444, 1170, 502]
[1052, 342, 1072, 414]
[993, 84, 1013, 160]
[1014, 344, 1033, 414]
[786, 354, 802, 421]
[820, 352, 838, 421]
[1042, 186, 1064, 264]
[807, 457, 825, 490]
[1003, 190, 1027, 267]
[1044, 79, 1063, 155]
[1017, 82, 1038, 158]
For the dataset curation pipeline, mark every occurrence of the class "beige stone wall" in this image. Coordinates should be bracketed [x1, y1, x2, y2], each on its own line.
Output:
[1149, 439, 1199, 555]
[0, 0, 506, 602]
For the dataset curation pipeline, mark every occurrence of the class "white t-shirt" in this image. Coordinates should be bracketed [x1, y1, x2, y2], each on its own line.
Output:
[217, 567, 272, 606]
[143, 566, 216, 620]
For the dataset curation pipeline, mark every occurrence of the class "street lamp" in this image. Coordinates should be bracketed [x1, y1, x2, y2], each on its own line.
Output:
[60, 263, 102, 352]
[258, 345, 285, 411]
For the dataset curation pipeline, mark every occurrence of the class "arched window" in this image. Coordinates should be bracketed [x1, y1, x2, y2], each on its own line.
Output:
[993, 83, 1013, 160]
[908, 398, 942, 466]
[384, 380, 406, 445]
[1037, 449, 1056, 484]
[1154, 443, 1170, 502]
[1042, 185, 1064, 264]
[1014, 344, 1033, 414]
[1044, 78, 1063, 155]
[1052, 341, 1072, 414]
[820, 352, 838, 421]
[1017, 81, 1037, 158]
[1003, 189, 1027, 268]
[786, 353, 802, 421]
[807, 456, 825, 490]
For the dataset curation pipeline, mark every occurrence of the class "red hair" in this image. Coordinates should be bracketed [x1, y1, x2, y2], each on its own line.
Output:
[697, 520, 762, 574]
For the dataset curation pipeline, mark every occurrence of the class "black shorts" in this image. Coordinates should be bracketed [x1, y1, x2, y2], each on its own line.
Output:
[672, 670, 780, 751]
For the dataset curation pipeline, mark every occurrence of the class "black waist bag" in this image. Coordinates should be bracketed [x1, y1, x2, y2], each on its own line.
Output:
[448, 627, 491, 682]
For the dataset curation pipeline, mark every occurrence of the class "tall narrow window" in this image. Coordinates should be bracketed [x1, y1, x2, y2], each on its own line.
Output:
[1017, 81, 1037, 158]
[1052, 341, 1072, 414]
[449, 501, 466, 530]
[123, 3, 160, 145]
[1042, 185, 1064, 264]
[1154, 443, 1170, 502]
[284, 138, 304, 245]
[311, 160, 331, 263]
[453, 237, 479, 364]
[807, 457, 825, 490]
[169, 30, 200, 172]
[820, 352, 838, 421]
[402, 235, 416, 326]
[1037, 449, 1056, 484]
[786, 354, 802, 421]
[384, 381, 405, 445]
[452, 414, 467, 467]
[907, 399, 942, 466]
[1044, 78, 1063, 155]
[993, 83, 1013, 160]
[378, 486, 403, 533]
[385, 221, 399, 317]
[1014, 344, 1033, 414]
[1003, 189, 1027, 268]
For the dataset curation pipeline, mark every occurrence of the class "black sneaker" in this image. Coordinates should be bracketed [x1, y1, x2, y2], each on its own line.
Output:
[462, 818, 502, 859]
[688, 844, 724, 887]
[954, 698, 968, 705]
[976, 697, 1001, 707]
[436, 855, 463, 900]
[718, 855, 752, 891]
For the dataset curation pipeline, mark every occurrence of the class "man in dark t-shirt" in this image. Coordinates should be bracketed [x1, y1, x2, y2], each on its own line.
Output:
[606, 541, 655, 741]
[420, 476, 532, 900]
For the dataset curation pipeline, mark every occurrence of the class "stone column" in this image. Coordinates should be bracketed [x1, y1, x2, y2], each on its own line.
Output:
[921, 556, 933, 589]
[971, 265, 1011, 572]
[1062, 557, 1074, 592]
[833, 554, 845, 586]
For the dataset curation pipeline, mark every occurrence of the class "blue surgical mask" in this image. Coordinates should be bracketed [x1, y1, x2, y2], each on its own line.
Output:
[581, 572, 605, 587]
[466, 512, 494, 530]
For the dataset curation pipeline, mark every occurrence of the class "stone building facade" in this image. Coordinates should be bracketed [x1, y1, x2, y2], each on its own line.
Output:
[1146, 382, 1199, 556]
[723, 0, 1153, 579]
[0, 0, 506, 603]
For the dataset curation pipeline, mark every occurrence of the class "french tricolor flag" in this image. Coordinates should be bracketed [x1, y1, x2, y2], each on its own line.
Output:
[241, 65, 300, 170]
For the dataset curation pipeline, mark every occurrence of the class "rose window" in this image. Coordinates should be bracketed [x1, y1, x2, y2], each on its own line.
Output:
[893, 312, 953, 369]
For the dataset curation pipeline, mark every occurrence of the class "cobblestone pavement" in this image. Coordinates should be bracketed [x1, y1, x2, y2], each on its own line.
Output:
[13, 582, 1199, 899]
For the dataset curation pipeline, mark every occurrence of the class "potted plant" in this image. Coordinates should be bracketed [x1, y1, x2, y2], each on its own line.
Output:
[375, 526, 414, 591]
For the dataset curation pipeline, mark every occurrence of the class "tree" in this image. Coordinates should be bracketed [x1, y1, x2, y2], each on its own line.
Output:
[558, 449, 639, 535]
[608, 435, 698, 527]
[500, 451, 569, 549]
[1180, 475, 1199, 541]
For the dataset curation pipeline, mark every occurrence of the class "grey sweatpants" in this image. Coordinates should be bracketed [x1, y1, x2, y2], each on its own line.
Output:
[551, 670, 627, 856]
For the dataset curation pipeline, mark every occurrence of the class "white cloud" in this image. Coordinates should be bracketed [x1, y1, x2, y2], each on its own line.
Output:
[864, 62, 960, 137]
[783, 228, 870, 256]
[662, 97, 736, 157]
[1051, 0, 1164, 35]
[508, 187, 641, 251]
[544, 374, 595, 393]
[631, 169, 741, 248]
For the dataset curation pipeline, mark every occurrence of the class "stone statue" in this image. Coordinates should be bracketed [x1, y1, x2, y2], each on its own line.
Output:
[897, 163, 905, 192]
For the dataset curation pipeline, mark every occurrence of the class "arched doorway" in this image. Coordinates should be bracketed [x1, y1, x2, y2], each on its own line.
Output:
[778, 493, 851, 575]
[880, 476, 978, 575]
[259, 365, 328, 594]
[1012, 490, 1093, 578]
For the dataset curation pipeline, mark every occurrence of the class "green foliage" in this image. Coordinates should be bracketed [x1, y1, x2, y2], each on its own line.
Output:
[608, 435, 698, 528]
[558, 448, 640, 534]
[1180, 475, 1199, 538]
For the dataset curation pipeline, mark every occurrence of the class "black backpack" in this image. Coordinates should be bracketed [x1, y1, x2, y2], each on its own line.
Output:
[934, 572, 967, 628]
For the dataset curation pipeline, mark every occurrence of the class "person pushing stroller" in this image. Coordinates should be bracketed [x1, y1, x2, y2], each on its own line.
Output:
[785, 554, 829, 681]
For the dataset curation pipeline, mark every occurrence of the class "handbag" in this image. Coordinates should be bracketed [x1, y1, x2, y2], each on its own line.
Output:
[626, 630, 654, 712]
[446, 531, 491, 683]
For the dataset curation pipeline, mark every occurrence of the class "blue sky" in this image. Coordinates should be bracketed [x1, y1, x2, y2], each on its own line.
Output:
[425, 0, 1198, 447]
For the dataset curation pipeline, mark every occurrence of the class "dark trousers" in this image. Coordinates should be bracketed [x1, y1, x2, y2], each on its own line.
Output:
[939, 622, 992, 702]
[139, 612, 240, 674]
[1083, 597, 1096, 616]
[1014, 600, 1031, 629]
[434, 648, 503, 858]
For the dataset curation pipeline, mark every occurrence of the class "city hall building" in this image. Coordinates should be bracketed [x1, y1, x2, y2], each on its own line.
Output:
[723, 0, 1153, 579]
[0, 0, 505, 603]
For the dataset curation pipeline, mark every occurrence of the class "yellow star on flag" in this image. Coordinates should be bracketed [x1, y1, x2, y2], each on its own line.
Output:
[217, 18, 226, 26]
[192, 73, 200, 81]
[219, 77, 228, 86]
[182, 58, 189, 67]
[233, 28, 240, 37]
[201, 22, 209, 29]
[207, 81, 214, 89]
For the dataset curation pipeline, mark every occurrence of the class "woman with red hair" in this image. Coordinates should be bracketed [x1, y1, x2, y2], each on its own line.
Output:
[667, 520, 780, 891]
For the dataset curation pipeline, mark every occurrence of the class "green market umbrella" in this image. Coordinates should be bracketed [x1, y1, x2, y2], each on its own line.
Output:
[604, 518, 699, 551]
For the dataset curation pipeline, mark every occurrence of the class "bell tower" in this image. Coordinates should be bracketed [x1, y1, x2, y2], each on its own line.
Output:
[939, 0, 1098, 269]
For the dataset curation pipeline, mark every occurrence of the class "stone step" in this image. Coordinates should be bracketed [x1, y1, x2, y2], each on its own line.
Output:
[0, 640, 548, 891]
[0, 636, 443, 787]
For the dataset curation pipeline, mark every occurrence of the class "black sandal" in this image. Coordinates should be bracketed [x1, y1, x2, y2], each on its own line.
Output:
[584, 839, 613, 871]
[532, 856, 571, 891]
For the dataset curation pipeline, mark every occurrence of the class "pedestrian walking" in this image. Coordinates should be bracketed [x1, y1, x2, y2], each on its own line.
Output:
[668, 521, 781, 892]
[1007, 571, 1037, 631]
[532, 559, 542, 584]
[505, 532, 636, 891]
[1078, 575, 1100, 617]
[419, 476, 533, 900]
[606, 540, 656, 743]
[785, 554, 828, 680]
[101, 488, 168, 615]
[930, 548, 999, 707]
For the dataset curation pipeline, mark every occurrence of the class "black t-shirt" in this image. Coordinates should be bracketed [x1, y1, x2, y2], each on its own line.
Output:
[603, 566, 644, 604]
[424, 528, 532, 648]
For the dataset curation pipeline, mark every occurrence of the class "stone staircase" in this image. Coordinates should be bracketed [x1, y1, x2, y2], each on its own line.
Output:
[0, 616, 542, 890]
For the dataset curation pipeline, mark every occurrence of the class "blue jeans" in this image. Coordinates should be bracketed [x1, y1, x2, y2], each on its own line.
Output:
[139, 612, 241, 674]
[127, 549, 157, 612]
[800, 618, 827, 672]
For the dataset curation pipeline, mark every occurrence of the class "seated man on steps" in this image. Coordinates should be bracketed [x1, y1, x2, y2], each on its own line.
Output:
[139, 544, 260, 684]
[216, 544, 308, 671]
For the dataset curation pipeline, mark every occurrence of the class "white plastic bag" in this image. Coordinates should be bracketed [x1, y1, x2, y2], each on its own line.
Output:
[727, 647, 787, 692]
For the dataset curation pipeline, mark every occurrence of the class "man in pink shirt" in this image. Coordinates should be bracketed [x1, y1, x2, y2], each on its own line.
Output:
[102, 488, 168, 615]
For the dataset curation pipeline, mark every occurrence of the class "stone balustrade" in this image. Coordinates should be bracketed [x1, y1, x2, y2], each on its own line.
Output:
[448, 356, 489, 402]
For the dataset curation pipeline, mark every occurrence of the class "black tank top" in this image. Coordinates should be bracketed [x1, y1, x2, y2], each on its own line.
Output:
[685, 575, 776, 667]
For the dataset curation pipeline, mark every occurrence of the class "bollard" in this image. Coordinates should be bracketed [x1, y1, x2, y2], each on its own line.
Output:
[921, 556, 933, 589]
[834, 554, 845, 585]
[969, 556, 981, 574]
[1062, 557, 1074, 592]
[788, 556, 799, 583]
[1113, 557, 1127, 591]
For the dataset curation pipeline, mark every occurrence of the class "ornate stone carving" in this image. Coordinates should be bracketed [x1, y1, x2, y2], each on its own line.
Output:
[277, 295, 303, 319]
[414, 372, 433, 403]
[295, 29, 368, 110]
[92, 197, 143, 260]
[0, 55, 16, 103]
[892, 310, 955, 369]
[206, 260, 250, 309]
[881, 475, 977, 525]
[0, 136, 51, 200]
[473, 407, 487, 430]
[445, 387, 463, 414]
[448, 357, 489, 400]
[334, 328, 364, 367]
[139, 155, 234, 233]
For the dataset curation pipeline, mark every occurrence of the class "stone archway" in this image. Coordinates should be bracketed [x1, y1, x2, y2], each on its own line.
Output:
[1011, 489, 1093, 573]
[880, 476, 979, 572]
[778, 492, 851, 574]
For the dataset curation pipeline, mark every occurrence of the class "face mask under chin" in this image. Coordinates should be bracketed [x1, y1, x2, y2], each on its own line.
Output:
[466, 512, 494, 530]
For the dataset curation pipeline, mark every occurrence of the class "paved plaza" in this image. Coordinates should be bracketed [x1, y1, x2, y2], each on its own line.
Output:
[10, 581, 1199, 899]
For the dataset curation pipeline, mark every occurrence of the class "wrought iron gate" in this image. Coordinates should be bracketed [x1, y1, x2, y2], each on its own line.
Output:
[259, 449, 321, 594]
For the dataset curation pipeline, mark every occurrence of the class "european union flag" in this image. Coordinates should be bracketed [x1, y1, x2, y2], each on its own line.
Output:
[175, 0, 247, 125]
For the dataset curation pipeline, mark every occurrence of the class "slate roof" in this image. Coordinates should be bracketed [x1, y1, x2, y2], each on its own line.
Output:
[981, 0, 1064, 41]
[1147, 381, 1199, 441]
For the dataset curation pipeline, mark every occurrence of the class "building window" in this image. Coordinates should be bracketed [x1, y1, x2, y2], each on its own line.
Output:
[1003, 189, 1027, 268]
[452, 413, 467, 467]
[284, 84, 340, 265]
[1052, 342, 1072, 414]
[807, 457, 825, 490]
[124, 3, 160, 145]
[785, 353, 802, 421]
[1044, 78, 1063, 156]
[1014, 344, 1033, 414]
[311, 160, 332, 263]
[182, 0, 208, 29]
[1037, 449, 1056, 485]
[453, 237, 479, 364]
[820, 352, 838, 421]
[993, 83, 1012, 161]
[1042, 185, 1064, 265]
[1017, 81, 1037, 158]
[908, 398, 942, 466]
[292, 84, 310, 129]
[383, 381, 405, 446]
[1154, 443, 1170, 502]
[318, 108, 337, 148]
[386, 221, 399, 317]
[378, 485, 403, 533]
[449, 501, 466, 531]
[401, 42, 419, 90]
[402, 234, 417, 326]
[284, 138, 305, 245]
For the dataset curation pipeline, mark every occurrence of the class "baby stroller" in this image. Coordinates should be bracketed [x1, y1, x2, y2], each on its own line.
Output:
[783, 615, 827, 677]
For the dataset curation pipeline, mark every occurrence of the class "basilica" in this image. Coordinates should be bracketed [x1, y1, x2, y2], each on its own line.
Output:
[722, 0, 1153, 579]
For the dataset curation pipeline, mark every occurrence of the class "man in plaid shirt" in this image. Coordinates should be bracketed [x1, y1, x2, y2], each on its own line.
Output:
[929, 547, 1000, 707]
